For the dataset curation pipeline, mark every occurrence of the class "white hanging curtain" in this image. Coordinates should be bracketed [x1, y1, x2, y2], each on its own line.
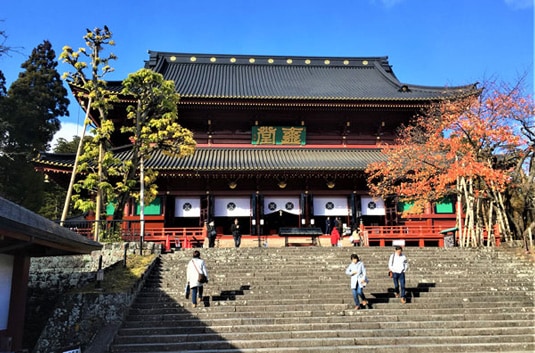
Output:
[214, 197, 251, 217]
[312, 196, 348, 216]
[361, 196, 386, 216]
[263, 196, 300, 215]
[174, 197, 201, 217]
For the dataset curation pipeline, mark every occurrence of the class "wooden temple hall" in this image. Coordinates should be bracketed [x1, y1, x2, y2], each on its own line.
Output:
[34, 52, 478, 241]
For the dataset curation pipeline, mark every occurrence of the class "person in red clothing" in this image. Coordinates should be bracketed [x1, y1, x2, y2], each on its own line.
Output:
[330, 226, 340, 246]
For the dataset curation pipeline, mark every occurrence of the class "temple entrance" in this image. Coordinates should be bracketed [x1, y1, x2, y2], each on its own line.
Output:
[264, 211, 299, 235]
[214, 216, 251, 235]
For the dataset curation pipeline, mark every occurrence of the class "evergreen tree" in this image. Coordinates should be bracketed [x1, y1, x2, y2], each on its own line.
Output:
[0, 70, 8, 155]
[7, 40, 69, 152]
[0, 40, 69, 211]
[54, 135, 91, 153]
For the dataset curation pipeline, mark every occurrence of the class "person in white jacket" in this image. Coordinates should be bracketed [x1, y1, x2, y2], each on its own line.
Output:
[388, 246, 409, 303]
[186, 250, 209, 308]
[345, 254, 368, 310]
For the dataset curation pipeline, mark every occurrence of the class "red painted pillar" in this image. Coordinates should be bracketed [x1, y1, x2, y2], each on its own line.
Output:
[165, 235, 171, 252]
[494, 224, 501, 246]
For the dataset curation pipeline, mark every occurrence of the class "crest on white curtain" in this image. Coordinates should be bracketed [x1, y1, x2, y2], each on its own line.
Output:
[361, 196, 385, 216]
[312, 196, 348, 216]
[174, 197, 200, 217]
[263, 196, 300, 215]
[214, 197, 251, 217]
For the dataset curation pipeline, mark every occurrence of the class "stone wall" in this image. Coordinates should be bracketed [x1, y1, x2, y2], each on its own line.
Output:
[24, 242, 160, 353]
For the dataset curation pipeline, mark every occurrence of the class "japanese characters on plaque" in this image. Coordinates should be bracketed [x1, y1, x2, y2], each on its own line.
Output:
[252, 126, 306, 145]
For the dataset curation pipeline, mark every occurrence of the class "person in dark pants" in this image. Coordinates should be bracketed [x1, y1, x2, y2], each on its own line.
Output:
[207, 220, 217, 248]
[325, 217, 332, 235]
[231, 218, 241, 248]
[388, 246, 409, 303]
[334, 217, 343, 239]
[186, 250, 209, 308]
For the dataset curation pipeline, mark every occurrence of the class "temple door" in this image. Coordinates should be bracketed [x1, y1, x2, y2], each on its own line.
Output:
[385, 197, 398, 226]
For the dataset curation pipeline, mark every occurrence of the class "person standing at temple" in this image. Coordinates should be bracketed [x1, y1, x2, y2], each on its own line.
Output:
[186, 250, 209, 308]
[350, 226, 362, 247]
[207, 220, 217, 248]
[388, 246, 409, 304]
[231, 218, 241, 248]
[325, 217, 332, 235]
[334, 217, 343, 239]
[330, 226, 340, 246]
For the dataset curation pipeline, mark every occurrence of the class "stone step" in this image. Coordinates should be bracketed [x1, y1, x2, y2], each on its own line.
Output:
[155, 279, 533, 287]
[120, 313, 535, 332]
[147, 274, 534, 284]
[113, 326, 535, 344]
[107, 247, 535, 353]
[110, 334, 534, 352]
[122, 310, 535, 324]
[127, 297, 533, 314]
[156, 265, 534, 275]
[131, 294, 530, 308]
[135, 287, 534, 300]
[117, 318, 534, 335]
[149, 274, 534, 283]
[112, 342, 535, 353]
[135, 286, 530, 296]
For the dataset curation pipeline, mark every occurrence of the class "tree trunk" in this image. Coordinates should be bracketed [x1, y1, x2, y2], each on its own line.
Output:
[93, 141, 104, 242]
[60, 97, 92, 226]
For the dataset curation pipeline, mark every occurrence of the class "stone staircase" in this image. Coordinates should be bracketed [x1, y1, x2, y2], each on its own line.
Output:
[108, 247, 535, 352]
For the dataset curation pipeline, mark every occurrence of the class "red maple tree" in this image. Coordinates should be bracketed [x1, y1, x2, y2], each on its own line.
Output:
[367, 80, 534, 248]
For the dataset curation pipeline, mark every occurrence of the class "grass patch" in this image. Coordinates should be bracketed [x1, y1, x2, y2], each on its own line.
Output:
[73, 254, 157, 293]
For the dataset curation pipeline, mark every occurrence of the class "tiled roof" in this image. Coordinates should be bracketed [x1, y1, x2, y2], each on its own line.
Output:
[35, 146, 386, 173]
[0, 196, 102, 256]
[142, 52, 478, 101]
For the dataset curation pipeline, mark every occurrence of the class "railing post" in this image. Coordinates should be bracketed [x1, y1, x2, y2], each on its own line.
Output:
[493, 223, 501, 246]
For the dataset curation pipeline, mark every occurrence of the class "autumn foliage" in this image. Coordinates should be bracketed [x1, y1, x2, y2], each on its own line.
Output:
[366, 81, 534, 247]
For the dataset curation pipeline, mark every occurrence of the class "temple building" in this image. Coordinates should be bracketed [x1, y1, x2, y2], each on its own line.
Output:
[34, 52, 478, 237]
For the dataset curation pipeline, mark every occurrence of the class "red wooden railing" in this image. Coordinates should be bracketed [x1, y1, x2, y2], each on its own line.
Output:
[151, 227, 206, 249]
[73, 226, 206, 251]
[360, 224, 500, 247]
[360, 225, 451, 247]
[71, 224, 500, 248]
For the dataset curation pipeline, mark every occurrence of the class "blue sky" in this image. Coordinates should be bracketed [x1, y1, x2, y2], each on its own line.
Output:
[1, 0, 533, 147]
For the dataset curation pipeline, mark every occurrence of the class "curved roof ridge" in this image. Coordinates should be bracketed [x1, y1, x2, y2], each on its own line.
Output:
[404, 82, 479, 91]
[146, 50, 391, 68]
[137, 51, 479, 101]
